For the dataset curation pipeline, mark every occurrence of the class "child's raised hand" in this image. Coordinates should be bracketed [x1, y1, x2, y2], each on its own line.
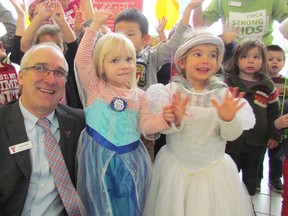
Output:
[172, 92, 190, 125]
[73, 5, 85, 36]
[185, 0, 205, 11]
[35, 1, 54, 21]
[52, 1, 66, 24]
[211, 87, 246, 122]
[90, 4, 113, 31]
[10, 0, 27, 17]
[182, 0, 204, 25]
[156, 17, 167, 34]
[218, 30, 238, 44]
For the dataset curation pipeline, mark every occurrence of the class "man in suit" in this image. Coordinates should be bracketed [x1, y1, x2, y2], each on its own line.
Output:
[0, 42, 85, 215]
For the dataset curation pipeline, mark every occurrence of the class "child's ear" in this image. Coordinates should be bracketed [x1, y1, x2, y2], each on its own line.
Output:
[178, 58, 186, 69]
[142, 34, 151, 46]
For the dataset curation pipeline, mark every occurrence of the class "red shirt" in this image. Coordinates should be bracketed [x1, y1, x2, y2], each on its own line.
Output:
[0, 63, 20, 105]
[64, 0, 80, 29]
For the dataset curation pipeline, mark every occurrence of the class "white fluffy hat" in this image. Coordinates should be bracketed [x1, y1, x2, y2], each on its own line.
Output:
[174, 34, 225, 71]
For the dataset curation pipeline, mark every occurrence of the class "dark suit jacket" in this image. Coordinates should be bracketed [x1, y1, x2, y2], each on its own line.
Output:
[0, 100, 85, 216]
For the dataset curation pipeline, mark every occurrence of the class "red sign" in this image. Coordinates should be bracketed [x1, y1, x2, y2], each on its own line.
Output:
[92, 0, 143, 30]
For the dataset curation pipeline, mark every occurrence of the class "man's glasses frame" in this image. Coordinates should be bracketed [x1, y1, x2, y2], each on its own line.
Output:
[22, 65, 68, 79]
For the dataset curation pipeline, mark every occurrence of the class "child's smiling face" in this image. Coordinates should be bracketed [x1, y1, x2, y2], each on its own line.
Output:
[178, 43, 218, 90]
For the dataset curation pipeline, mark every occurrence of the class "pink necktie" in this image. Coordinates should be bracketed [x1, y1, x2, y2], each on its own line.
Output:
[37, 118, 81, 216]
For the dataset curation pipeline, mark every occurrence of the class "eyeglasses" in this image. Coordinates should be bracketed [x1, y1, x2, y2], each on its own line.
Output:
[22, 65, 68, 78]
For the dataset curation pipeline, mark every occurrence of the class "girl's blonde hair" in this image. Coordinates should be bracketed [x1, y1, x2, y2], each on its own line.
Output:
[224, 38, 268, 80]
[92, 33, 137, 88]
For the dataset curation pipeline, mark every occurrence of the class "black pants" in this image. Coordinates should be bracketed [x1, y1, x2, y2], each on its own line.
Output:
[154, 134, 166, 158]
[258, 142, 286, 181]
[227, 144, 266, 196]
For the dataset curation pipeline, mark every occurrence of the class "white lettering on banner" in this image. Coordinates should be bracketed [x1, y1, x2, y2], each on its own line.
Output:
[0, 72, 20, 104]
[226, 10, 268, 38]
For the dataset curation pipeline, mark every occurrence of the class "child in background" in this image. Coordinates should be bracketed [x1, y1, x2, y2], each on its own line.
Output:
[257, 44, 286, 193]
[224, 39, 280, 199]
[144, 30, 255, 216]
[113, 0, 203, 160]
[9, 0, 27, 66]
[0, 2, 20, 105]
[0, 41, 20, 105]
[28, 0, 93, 30]
[0, 2, 16, 55]
[75, 8, 187, 216]
[272, 99, 288, 216]
[21, 0, 83, 108]
[267, 45, 287, 100]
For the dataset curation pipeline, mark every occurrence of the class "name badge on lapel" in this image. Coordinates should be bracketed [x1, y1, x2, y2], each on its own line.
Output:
[228, 1, 242, 7]
[9, 141, 33, 154]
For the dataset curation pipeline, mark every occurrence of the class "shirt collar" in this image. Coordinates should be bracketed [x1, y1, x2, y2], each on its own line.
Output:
[19, 97, 58, 132]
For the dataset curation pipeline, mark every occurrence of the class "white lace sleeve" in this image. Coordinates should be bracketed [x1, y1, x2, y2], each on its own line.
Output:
[146, 83, 172, 113]
[236, 98, 256, 130]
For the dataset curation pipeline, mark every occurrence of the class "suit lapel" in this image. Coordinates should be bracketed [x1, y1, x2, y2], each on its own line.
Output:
[56, 106, 75, 149]
[7, 101, 31, 179]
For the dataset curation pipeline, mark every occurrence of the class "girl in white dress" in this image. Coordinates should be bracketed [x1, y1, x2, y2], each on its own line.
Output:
[144, 30, 256, 216]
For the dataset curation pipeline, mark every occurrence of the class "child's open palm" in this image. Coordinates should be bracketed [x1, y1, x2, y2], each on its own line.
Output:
[37, 1, 53, 21]
[52, 1, 66, 23]
[163, 92, 189, 126]
[10, 0, 27, 17]
[91, 4, 113, 30]
[173, 92, 190, 125]
[186, 0, 205, 11]
[211, 87, 246, 122]
[73, 5, 84, 36]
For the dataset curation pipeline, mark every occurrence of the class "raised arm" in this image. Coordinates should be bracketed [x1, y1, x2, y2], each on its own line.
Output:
[88, 5, 112, 32]
[79, 0, 93, 21]
[192, 3, 205, 27]
[10, 0, 27, 36]
[156, 17, 167, 42]
[0, 2, 16, 54]
[53, 1, 76, 43]
[73, 4, 85, 38]
[75, 5, 112, 93]
[20, 1, 53, 52]
[150, 0, 204, 72]
[181, 0, 204, 26]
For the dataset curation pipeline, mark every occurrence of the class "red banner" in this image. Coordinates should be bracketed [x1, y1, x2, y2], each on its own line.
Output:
[92, 0, 143, 30]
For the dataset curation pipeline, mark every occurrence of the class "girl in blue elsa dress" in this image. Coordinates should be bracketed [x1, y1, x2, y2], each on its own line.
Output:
[75, 7, 188, 216]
